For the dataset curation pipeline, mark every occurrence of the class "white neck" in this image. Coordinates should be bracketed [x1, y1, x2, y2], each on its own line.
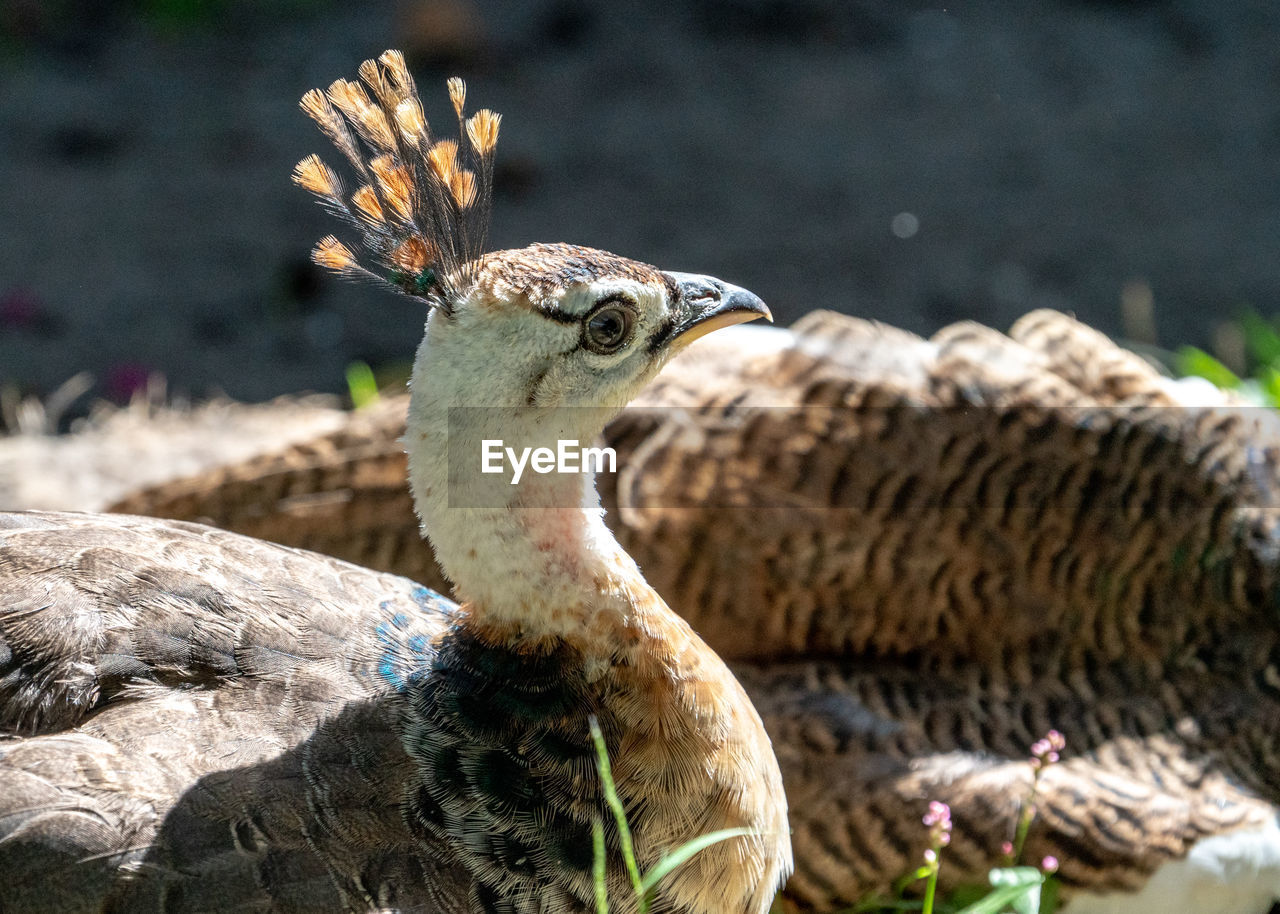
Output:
[405, 320, 652, 634]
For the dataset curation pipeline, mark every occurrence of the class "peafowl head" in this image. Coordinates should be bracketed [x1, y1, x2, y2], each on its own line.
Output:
[294, 51, 774, 599]
[415, 243, 769, 416]
[294, 51, 768, 418]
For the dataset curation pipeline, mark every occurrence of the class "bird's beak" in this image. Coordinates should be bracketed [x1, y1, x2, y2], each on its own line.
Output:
[658, 272, 773, 353]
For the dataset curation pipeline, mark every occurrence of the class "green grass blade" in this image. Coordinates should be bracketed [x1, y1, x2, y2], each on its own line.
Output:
[588, 718, 644, 899]
[345, 360, 380, 408]
[1239, 310, 1280, 367]
[638, 827, 756, 896]
[592, 818, 609, 914]
[1038, 877, 1059, 914]
[952, 885, 1038, 914]
[1260, 367, 1280, 407]
[1174, 346, 1240, 389]
[955, 868, 1044, 914]
[922, 861, 941, 914]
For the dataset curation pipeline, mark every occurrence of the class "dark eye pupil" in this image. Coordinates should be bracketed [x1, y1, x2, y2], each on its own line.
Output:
[591, 311, 622, 341]
[586, 305, 631, 351]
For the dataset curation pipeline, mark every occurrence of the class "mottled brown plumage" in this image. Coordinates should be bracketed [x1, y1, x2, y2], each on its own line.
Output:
[6, 504, 1278, 911]
[106, 308, 1280, 909]
[469, 242, 676, 307]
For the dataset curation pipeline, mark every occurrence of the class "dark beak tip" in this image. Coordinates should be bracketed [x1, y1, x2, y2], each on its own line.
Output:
[731, 289, 772, 323]
[660, 272, 773, 350]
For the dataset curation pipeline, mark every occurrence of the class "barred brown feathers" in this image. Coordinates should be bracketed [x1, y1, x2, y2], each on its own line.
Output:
[294, 51, 500, 310]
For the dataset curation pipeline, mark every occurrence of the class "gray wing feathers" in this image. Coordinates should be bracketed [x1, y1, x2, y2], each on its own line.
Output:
[0, 511, 469, 912]
[0, 511, 429, 734]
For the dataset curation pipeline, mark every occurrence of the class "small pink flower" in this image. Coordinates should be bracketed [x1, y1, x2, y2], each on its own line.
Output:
[923, 800, 952, 828]
[1042, 855, 1059, 873]
[923, 848, 937, 865]
[1031, 730, 1065, 766]
[923, 799, 953, 852]
[1001, 841, 1014, 857]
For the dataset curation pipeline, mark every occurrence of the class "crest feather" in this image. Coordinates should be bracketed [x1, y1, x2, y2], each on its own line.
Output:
[351, 184, 386, 227]
[379, 51, 416, 96]
[450, 169, 477, 209]
[358, 58, 402, 111]
[292, 153, 343, 201]
[394, 98, 428, 146]
[296, 52, 500, 310]
[327, 79, 397, 152]
[447, 77, 466, 120]
[310, 235, 384, 285]
[466, 110, 501, 155]
[427, 140, 459, 183]
[300, 89, 364, 174]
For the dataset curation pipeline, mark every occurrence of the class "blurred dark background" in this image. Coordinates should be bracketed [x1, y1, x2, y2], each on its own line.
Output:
[1, 0, 1278, 409]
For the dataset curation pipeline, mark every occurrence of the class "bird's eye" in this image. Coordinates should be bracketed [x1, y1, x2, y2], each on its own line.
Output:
[582, 299, 635, 354]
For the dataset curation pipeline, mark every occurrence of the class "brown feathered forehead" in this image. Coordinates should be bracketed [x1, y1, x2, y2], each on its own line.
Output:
[470, 243, 677, 306]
